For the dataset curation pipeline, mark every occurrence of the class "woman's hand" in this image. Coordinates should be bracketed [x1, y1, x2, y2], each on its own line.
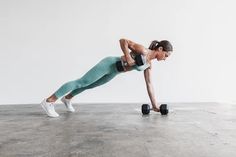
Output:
[153, 106, 160, 112]
[126, 56, 135, 66]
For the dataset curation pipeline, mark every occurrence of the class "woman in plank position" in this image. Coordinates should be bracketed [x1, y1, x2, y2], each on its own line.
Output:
[40, 38, 173, 117]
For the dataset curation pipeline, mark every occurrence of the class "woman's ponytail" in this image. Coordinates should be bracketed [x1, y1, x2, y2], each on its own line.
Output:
[148, 40, 159, 50]
[148, 40, 173, 52]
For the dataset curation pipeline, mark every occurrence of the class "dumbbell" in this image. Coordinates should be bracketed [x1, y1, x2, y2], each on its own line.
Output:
[141, 104, 168, 115]
[116, 54, 145, 72]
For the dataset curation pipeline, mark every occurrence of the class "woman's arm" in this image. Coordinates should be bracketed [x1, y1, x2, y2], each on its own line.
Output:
[119, 38, 148, 66]
[143, 67, 160, 112]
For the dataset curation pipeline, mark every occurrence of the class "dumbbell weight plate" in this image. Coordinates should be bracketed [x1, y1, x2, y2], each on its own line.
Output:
[160, 104, 168, 115]
[142, 104, 150, 115]
[116, 61, 124, 72]
[135, 55, 145, 66]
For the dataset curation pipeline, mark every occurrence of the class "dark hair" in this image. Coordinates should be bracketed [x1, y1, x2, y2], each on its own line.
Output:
[148, 40, 173, 52]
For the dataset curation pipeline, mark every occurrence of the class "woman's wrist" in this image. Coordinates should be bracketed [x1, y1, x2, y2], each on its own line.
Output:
[153, 106, 158, 109]
[152, 105, 160, 112]
[125, 54, 132, 61]
[152, 104, 159, 109]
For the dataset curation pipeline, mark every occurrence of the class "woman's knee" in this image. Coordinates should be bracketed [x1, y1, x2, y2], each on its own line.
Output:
[74, 79, 91, 88]
[64, 80, 79, 89]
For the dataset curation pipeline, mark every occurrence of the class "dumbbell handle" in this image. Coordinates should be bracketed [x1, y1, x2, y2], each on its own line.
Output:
[123, 61, 128, 66]
[149, 105, 167, 110]
[122, 60, 135, 66]
[149, 108, 160, 112]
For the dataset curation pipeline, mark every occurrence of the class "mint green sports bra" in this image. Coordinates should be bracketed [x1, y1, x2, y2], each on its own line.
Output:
[133, 63, 150, 71]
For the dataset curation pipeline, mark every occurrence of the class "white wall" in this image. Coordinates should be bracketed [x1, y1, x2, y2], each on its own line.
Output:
[0, 0, 235, 104]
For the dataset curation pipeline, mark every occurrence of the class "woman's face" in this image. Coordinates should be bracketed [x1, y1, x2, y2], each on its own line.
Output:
[156, 47, 171, 61]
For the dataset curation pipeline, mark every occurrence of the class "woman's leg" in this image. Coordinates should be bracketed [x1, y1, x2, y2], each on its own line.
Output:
[65, 72, 118, 99]
[47, 57, 119, 102]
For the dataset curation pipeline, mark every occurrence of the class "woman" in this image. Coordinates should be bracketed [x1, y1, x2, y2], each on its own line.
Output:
[40, 38, 173, 117]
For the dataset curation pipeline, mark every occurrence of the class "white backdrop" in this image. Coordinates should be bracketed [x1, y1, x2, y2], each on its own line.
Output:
[0, 0, 235, 104]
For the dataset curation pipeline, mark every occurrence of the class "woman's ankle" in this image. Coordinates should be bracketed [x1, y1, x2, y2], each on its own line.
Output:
[46, 98, 56, 103]
[46, 94, 58, 103]
[65, 94, 73, 100]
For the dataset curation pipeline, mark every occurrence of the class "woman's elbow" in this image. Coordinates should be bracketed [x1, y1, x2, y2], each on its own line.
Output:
[119, 38, 129, 44]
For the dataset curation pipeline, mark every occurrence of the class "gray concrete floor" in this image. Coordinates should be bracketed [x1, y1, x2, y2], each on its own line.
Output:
[0, 102, 235, 157]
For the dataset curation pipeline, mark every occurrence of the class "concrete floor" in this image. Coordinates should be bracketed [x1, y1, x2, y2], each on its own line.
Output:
[0, 102, 235, 157]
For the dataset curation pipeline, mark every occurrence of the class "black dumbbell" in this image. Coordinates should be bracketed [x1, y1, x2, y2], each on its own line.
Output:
[141, 104, 169, 115]
[116, 54, 145, 72]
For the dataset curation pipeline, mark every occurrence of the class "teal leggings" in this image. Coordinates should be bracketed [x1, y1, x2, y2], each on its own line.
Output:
[54, 56, 121, 98]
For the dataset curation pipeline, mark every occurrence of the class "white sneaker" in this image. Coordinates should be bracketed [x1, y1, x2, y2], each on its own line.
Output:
[40, 99, 59, 118]
[61, 97, 75, 112]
